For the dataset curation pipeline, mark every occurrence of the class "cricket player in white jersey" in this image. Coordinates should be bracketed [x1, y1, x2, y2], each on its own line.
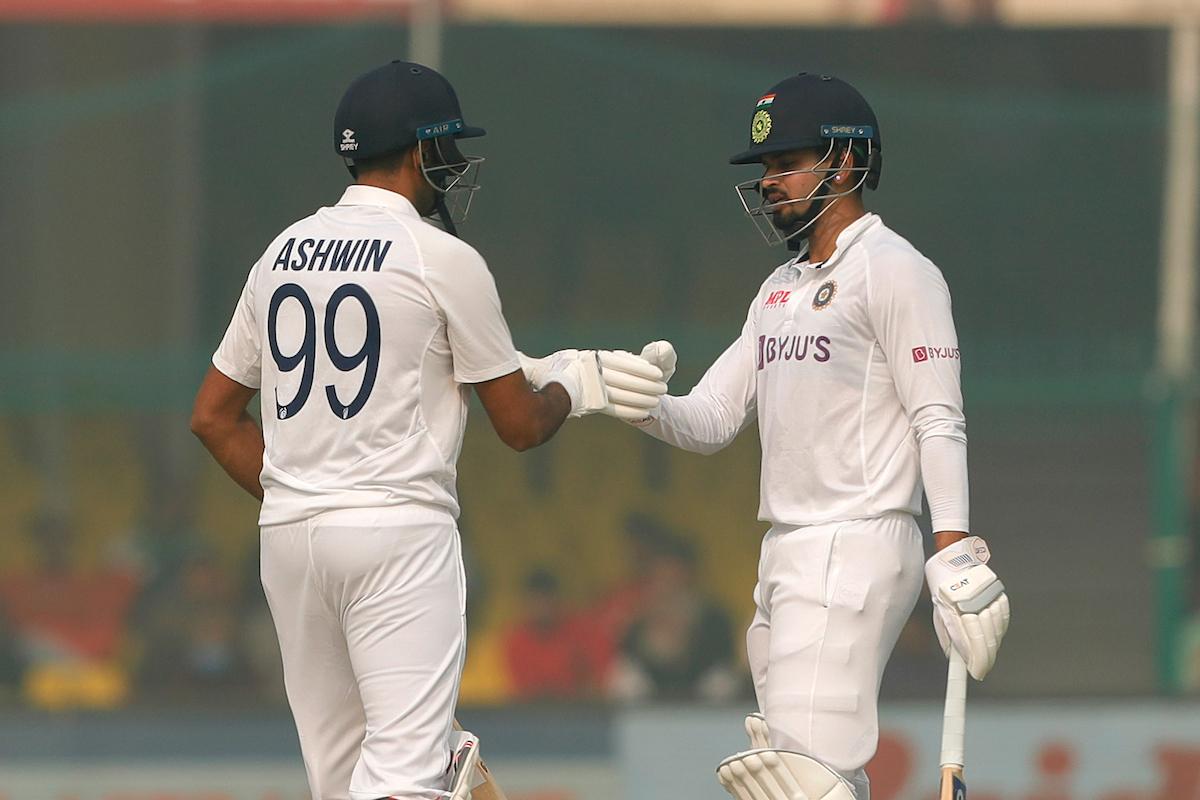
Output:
[600, 73, 1012, 800]
[189, 61, 660, 800]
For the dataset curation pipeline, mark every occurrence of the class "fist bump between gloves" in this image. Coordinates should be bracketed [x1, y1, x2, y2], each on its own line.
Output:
[517, 350, 608, 417]
[518, 342, 675, 420]
[600, 341, 675, 422]
[924, 536, 1010, 680]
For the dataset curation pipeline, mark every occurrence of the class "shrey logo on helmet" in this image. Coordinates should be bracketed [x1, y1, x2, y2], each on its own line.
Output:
[341, 129, 358, 152]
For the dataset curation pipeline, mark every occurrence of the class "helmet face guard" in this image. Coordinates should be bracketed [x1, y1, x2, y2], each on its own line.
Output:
[419, 133, 484, 227]
[734, 135, 874, 248]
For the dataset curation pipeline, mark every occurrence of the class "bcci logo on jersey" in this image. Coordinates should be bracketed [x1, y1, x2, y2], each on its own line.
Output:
[812, 280, 837, 311]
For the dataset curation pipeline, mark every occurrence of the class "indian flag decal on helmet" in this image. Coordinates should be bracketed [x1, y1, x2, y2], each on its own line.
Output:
[756, 94, 776, 108]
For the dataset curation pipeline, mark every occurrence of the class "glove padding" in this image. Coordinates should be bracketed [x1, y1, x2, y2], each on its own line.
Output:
[744, 712, 770, 750]
[639, 340, 677, 382]
[599, 350, 668, 422]
[924, 536, 1010, 681]
[518, 349, 608, 418]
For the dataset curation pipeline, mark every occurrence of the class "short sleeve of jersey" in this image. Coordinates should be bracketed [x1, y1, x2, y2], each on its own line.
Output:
[212, 265, 262, 390]
[423, 243, 521, 384]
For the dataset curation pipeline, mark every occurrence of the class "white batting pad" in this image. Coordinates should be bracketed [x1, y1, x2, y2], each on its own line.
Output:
[717, 748, 857, 800]
[448, 730, 483, 800]
[745, 713, 771, 749]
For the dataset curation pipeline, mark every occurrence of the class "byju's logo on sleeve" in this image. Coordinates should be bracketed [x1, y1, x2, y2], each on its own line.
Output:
[340, 129, 358, 152]
[912, 345, 960, 363]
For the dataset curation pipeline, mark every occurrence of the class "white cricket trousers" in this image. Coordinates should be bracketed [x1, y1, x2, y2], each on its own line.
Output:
[261, 509, 466, 800]
[746, 512, 925, 800]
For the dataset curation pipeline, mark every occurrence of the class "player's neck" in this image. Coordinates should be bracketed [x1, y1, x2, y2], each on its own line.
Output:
[806, 198, 866, 264]
[356, 175, 415, 200]
[354, 166, 429, 211]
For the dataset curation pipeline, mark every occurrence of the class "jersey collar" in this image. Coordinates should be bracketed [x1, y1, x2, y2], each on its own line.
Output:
[793, 212, 881, 271]
[336, 184, 421, 218]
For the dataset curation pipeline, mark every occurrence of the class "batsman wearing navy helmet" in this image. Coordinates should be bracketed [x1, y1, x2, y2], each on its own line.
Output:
[189, 61, 659, 800]
[602, 73, 1011, 799]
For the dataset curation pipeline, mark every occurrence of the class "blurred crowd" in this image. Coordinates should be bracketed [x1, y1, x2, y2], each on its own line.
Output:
[0, 507, 961, 711]
[0, 509, 754, 710]
[457, 512, 951, 705]
[0, 509, 280, 710]
[482, 514, 744, 705]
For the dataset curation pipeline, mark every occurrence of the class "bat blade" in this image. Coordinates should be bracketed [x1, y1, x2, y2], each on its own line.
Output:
[453, 718, 509, 800]
[940, 767, 966, 800]
[470, 755, 509, 800]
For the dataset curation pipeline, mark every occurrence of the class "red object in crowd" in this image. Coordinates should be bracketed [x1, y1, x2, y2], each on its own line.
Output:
[502, 613, 612, 701]
[0, 569, 139, 660]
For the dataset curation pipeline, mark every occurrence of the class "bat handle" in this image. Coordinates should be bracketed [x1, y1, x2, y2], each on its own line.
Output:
[939, 648, 968, 769]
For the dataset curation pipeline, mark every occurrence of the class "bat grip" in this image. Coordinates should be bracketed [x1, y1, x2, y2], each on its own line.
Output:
[939, 648, 968, 769]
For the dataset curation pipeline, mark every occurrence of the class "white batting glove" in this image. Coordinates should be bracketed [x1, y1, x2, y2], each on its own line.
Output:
[599, 350, 668, 422]
[518, 349, 608, 417]
[744, 712, 770, 750]
[639, 340, 677, 382]
[924, 536, 1010, 681]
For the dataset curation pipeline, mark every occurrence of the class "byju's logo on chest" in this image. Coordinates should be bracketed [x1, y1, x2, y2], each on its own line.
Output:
[757, 334, 831, 369]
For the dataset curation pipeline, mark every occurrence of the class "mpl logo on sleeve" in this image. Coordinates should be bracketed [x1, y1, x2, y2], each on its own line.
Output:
[764, 290, 791, 309]
[912, 345, 960, 363]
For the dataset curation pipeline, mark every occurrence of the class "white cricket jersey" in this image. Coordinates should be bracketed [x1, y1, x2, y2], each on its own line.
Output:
[212, 185, 521, 526]
[642, 213, 969, 532]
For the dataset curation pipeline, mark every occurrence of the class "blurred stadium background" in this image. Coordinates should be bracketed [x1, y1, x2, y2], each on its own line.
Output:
[1, 0, 1199, 797]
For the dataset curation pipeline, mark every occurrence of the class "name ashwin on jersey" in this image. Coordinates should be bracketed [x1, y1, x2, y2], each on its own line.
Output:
[272, 238, 393, 272]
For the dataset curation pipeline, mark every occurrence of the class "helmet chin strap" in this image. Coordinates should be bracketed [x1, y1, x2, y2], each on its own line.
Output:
[434, 194, 458, 237]
[785, 176, 836, 252]
[785, 194, 825, 252]
[781, 144, 856, 252]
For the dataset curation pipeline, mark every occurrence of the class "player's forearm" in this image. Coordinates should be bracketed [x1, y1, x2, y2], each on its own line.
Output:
[193, 411, 265, 500]
[638, 392, 748, 454]
[485, 382, 571, 452]
[518, 382, 572, 450]
[634, 333, 755, 452]
[933, 531, 969, 551]
[474, 369, 574, 451]
[920, 433, 969, 535]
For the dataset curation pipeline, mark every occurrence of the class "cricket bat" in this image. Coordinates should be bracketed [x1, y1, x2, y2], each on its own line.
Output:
[453, 718, 509, 800]
[939, 648, 968, 800]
